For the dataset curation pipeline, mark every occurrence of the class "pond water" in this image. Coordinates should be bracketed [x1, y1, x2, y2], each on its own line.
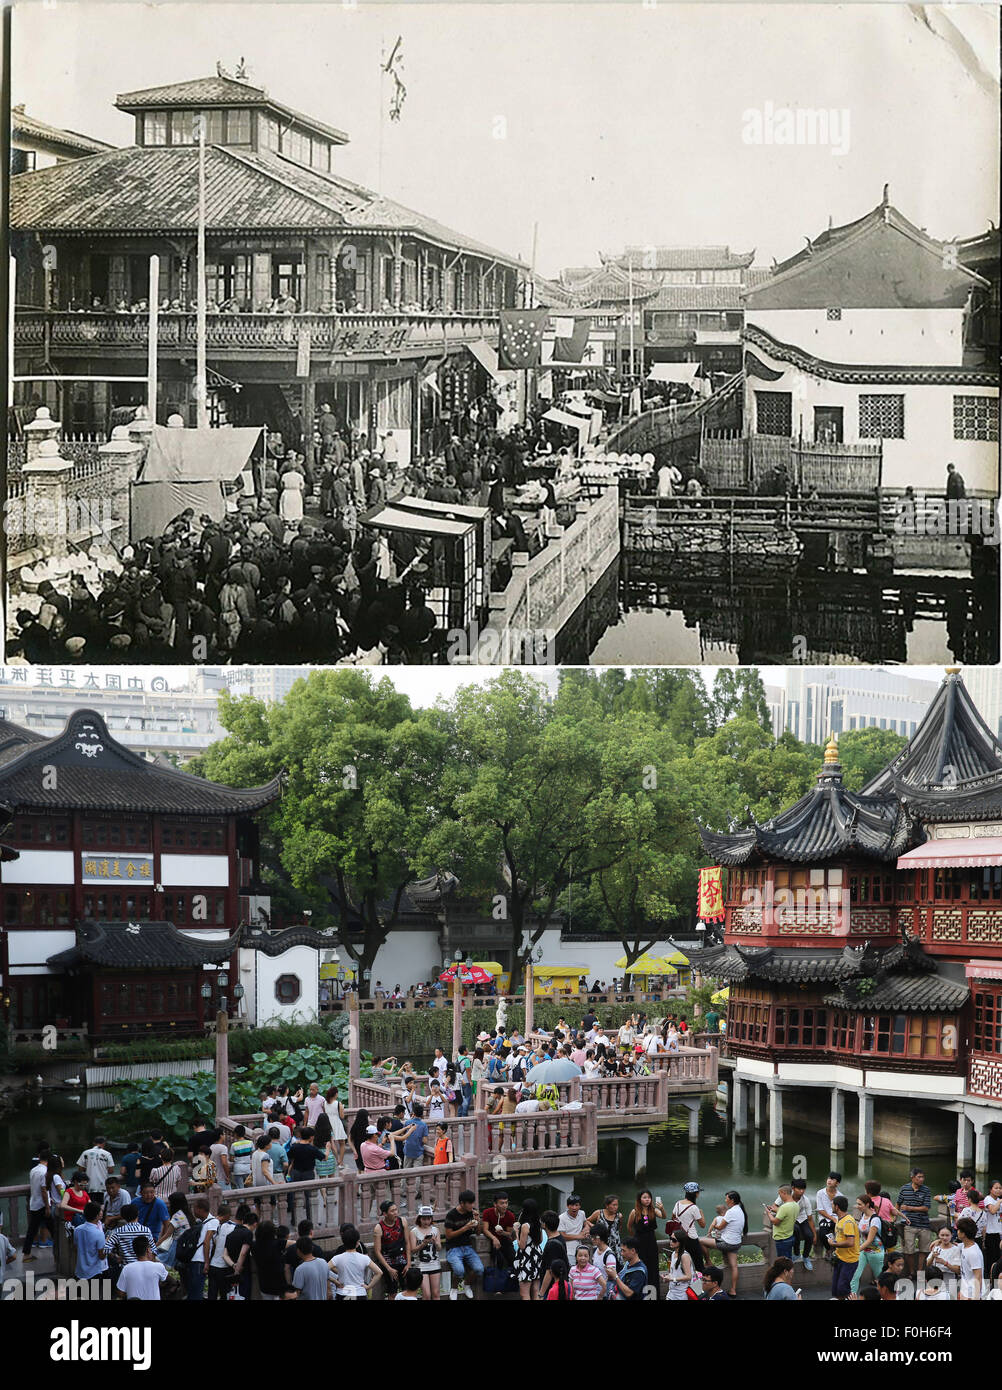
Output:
[583, 556, 999, 665]
[0, 1090, 964, 1208]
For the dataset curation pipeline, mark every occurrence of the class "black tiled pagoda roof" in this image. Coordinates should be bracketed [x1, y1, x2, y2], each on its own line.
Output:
[0, 709, 282, 814]
[701, 671, 1002, 863]
[48, 919, 341, 970]
[692, 939, 967, 1013]
[699, 767, 912, 866]
[47, 919, 241, 969]
[863, 669, 1002, 796]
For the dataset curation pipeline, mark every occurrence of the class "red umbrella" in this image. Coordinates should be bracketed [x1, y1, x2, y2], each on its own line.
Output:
[438, 964, 493, 985]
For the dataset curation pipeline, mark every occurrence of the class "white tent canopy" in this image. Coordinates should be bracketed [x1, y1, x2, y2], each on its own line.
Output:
[647, 362, 700, 384]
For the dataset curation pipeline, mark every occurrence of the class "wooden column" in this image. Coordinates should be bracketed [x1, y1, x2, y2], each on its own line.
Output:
[392, 235, 403, 308]
[348, 988, 360, 1081]
[524, 961, 534, 1037]
[214, 1010, 229, 1121]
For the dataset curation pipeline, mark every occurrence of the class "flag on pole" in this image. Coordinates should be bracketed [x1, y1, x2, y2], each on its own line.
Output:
[383, 36, 407, 122]
[551, 314, 591, 363]
[498, 308, 548, 369]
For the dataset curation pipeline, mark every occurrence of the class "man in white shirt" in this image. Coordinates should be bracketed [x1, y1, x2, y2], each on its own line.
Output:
[431, 1048, 449, 1082]
[645, 1031, 665, 1058]
[515, 1091, 541, 1115]
[76, 1138, 115, 1195]
[207, 1204, 236, 1301]
[957, 1217, 984, 1300]
[22, 1157, 50, 1260]
[116, 1234, 167, 1300]
[557, 1195, 590, 1262]
[815, 1172, 843, 1259]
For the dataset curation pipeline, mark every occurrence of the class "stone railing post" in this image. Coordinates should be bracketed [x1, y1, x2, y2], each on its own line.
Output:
[23, 405, 62, 464]
[98, 425, 144, 544]
[22, 439, 73, 559]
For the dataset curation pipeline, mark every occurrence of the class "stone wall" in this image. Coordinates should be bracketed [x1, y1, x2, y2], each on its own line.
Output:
[475, 486, 620, 662]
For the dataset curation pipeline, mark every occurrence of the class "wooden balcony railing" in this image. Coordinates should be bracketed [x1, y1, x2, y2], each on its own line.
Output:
[320, 986, 682, 1015]
[13, 308, 501, 356]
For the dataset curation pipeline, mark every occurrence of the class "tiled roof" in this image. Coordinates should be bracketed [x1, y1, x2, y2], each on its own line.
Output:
[117, 75, 269, 108]
[699, 763, 913, 866]
[114, 74, 349, 145]
[644, 285, 745, 311]
[10, 143, 524, 265]
[695, 940, 963, 1010]
[0, 709, 282, 814]
[865, 670, 1002, 794]
[11, 106, 114, 155]
[0, 717, 47, 768]
[618, 246, 755, 270]
[745, 202, 987, 309]
[824, 972, 969, 1013]
[47, 919, 240, 969]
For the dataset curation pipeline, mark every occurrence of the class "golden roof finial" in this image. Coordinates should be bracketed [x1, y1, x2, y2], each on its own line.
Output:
[945, 666, 961, 676]
[823, 732, 839, 765]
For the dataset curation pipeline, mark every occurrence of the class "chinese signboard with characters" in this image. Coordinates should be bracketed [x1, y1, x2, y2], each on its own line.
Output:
[0, 668, 169, 692]
[82, 855, 154, 883]
[329, 322, 413, 357]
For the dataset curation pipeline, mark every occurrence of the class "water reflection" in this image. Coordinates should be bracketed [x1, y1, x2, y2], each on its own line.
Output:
[586, 554, 999, 665]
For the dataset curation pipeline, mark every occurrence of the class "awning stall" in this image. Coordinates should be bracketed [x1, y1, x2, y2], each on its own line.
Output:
[363, 495, 490, 632]
[131, 424, 262, 538]
[897, 838, 1002, 869]
[614, 950, 689, 973]
[647, 362, 700, 384]
[533, 963, 589, 994]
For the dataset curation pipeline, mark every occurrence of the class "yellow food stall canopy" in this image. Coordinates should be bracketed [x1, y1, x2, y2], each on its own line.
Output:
[534, 965, 588, 977]
[710, 986, 730, 1004]
[319, 964, 357, 980]
[615, 951, 688, 972]
[471, 961, 505, 975]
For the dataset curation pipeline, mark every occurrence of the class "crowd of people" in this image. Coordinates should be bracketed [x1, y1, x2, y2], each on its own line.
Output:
[8, 402, 598, 667]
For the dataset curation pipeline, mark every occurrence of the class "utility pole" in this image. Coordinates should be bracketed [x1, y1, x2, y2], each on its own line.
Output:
[147, 254, 159, 423]
[195, 114, 208, 429]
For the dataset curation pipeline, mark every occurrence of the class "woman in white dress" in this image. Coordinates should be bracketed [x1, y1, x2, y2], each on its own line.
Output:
[279, 467, 305, 523]
[324, 1086, 348, 1167]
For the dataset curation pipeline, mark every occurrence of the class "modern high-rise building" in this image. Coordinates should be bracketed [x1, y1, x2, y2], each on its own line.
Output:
[767, 667, 940, 745]
[224, 666, 314, 704]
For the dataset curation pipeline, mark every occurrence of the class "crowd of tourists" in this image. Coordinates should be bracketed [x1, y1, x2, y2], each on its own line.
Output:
[4, 1013, 997, 1303]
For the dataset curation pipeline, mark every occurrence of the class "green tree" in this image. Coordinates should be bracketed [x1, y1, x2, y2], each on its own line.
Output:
[837, 727, 908, 792]
[711, 669, 772, 730]
[194, 670, 452, 990]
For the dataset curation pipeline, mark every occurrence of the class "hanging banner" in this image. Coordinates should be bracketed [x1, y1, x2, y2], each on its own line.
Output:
[698, 866, 725, 922]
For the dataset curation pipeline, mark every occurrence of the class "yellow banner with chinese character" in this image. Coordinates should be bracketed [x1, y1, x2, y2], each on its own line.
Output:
[698, 866, 725, 922]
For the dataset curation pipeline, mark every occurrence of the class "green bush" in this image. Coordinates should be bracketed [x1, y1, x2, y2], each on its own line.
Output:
[359, 999, 647, 1055]
[8, 1042, 91, 1067]
[97, 1023, 333, 1067]
[107, 1045, 373, 1134]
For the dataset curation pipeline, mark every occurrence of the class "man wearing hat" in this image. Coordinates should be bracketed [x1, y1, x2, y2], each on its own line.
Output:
[359, 1125, 389, 1172]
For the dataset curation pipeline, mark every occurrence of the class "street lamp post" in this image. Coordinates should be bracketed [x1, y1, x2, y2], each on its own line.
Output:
[524, 957, 534, 1039]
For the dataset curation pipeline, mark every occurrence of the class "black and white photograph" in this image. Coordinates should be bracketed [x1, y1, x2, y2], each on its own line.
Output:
[5, 1, 999, 667]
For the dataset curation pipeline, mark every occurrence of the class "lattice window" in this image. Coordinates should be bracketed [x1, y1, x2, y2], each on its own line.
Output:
[755, 390, 792, 437]
[859, 394, 905, 439]
[973, 987, 1001, 1055]
[826, 307, 842, 321]
[953, 395, 999, 442]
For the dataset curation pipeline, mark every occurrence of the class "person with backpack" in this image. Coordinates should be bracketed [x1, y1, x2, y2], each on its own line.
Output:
[206, 1201, 237, 1301]
[176, 1196, 212, 1301]
[670, 1182, 706, 1270]
[851, 1194, 885, 1294]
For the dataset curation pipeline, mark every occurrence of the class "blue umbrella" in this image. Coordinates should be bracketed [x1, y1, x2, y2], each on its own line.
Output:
[526, 1058, 582, 1084]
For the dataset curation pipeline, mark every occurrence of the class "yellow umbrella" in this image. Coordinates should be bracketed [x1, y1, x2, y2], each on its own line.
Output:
[615, 950, 689, 973]
[710, 986, 730, 1004]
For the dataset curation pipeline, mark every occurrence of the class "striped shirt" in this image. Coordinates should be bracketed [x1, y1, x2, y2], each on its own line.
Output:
[567, 1263, 604, 1300]
[104, 1221, 155, 1264]
[898, 1183, 932, 1229]
[149, 1163, 180, 1201]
